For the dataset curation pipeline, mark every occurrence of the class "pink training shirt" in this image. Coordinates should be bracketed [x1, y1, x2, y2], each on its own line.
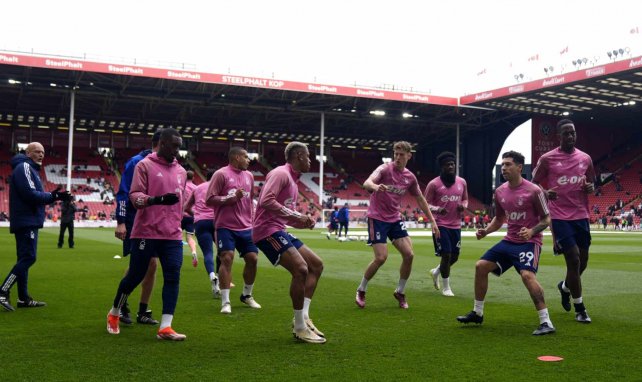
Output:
[532, 147, 595, 220]
[206, 165, 254, 231]
[424, 176, 468, 229]
[129, 152, 187, 240]
[252, 163, 303, 242]
[494, 179, 549, 246]
[190, 181, 215, 223]
[367, 163, 421, 223]
[182, 181, 197, 217]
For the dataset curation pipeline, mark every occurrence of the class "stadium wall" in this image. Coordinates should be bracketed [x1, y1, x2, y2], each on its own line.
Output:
[532, 116, 641, 166]
[461, 128, 506, 204]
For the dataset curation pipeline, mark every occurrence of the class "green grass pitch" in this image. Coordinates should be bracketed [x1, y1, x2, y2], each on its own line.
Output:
[0, 227, 641, 381]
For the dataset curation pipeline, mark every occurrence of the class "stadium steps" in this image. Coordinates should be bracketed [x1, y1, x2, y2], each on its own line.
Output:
[258, 156, 273, 172]
[185, 156, 206, 182]
[103, 155, 121, 183]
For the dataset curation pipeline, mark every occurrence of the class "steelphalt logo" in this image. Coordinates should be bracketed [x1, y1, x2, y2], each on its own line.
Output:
[167, 71, 201, 80]
[402, 94, 429, 102]
[0, 54, 19, 63]
[308, 84, 337, 92]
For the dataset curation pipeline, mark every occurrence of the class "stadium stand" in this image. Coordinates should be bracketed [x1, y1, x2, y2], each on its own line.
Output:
[588, 147, 642, 226]
[39, 147, 118, 222]
[3, 51, 642, 229]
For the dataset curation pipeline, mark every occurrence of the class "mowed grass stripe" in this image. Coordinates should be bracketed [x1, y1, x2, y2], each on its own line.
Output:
[0, 228, 641, 381]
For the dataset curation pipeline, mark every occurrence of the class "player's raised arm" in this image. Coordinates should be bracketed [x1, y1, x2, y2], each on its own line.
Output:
[519, 188, 551, 240]
[206, 170, 243, 207]
[259, 170, 311, 228]
[532, 156, 558, 200]
[363, 164, 388, 193]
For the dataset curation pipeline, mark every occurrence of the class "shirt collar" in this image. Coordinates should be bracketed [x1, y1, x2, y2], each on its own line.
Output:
[285, 163, 301, 180]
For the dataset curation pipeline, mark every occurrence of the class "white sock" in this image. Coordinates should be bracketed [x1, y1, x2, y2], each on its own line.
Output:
[474, 300, 484, 316]
[358, 277, 369, 292]
[538, 308, 553, 326]
[109, 307, 120, 316]
[209, 272, 217, 281]
[572, 297, 583, 304]
[442, 277, 450, 290]
[243, 284, 254, 296]
[160, 314, 173, 330]
[303, 297, 311, 320]
[221, 289, 230, 305]
[561, 281, 570, 293]
[293, 309, 305, 331]
[432, 266, 440, 276]
[396, 278, 408, 294]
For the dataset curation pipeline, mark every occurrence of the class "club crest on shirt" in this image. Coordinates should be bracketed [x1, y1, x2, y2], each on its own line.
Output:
[517, 197, 524, 206]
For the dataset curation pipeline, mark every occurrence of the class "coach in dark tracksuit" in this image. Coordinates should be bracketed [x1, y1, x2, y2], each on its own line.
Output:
[0, 142, 70, 312]
[338, 203, 350, 238]
[58, 198, 77, 249]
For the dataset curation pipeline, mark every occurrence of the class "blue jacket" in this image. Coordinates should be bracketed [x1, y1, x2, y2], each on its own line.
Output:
[330, 210, 339, 223]
[338, 206, 349, 223]
[116, 149, 152, 225]
[9, 153, 55, 233]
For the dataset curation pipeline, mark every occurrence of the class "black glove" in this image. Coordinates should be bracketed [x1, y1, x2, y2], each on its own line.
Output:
[52, 187, 72, 202]
[148, 193, 179, 206]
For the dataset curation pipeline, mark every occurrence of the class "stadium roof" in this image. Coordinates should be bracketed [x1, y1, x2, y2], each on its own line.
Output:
[461, 55, 642, 117]
[0, 51, 517, 150]
[2, 50, 641, 152]
[4, 50, 641, 205]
